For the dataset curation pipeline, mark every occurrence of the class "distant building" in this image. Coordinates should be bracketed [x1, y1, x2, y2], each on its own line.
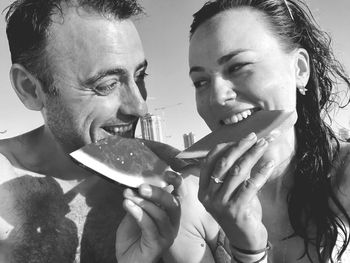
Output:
[140, 113, 164, 142]
[183, 132, 195, 149]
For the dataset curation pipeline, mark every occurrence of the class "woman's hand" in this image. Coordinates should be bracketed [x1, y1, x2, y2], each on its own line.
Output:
[198, 132, 274, 251]
[116, 171, 183, 263]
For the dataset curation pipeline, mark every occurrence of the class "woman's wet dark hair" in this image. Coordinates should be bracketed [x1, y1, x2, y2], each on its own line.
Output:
[190, 0, 350, 262]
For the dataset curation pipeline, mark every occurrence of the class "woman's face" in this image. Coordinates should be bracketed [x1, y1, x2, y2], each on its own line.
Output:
[189, 8, 301, 131]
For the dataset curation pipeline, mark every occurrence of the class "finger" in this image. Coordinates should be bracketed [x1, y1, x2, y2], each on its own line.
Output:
[218, 138, 269, 201]
[124, 188, 174, 238]
[211, 133, 257, 180]
[234, 160, 275, 204]
[138, 184, 181, 226]
[264, 129, 282, 143]
[164, 170, 187, 198]
[207, 133, 258, 194]
[122, 198, 159, 241]
[199, 142, 233, 192]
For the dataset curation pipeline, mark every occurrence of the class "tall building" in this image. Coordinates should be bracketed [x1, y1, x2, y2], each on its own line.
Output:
[140, 113, 164, 142]
[183, 132, 195, 149]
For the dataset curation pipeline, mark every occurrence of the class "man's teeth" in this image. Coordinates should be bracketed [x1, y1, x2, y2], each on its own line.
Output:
[223, 109, 253, 125]
[104, 124, 133, 134]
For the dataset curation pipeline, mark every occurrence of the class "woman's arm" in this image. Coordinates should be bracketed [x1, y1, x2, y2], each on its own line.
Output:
[164, 170, 219, 263]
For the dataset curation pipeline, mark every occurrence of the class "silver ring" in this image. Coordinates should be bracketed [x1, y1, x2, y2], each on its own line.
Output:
[210, 176, 224, 184]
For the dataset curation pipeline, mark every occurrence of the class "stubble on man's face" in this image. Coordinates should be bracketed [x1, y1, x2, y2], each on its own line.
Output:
[40, 8, 147, 153]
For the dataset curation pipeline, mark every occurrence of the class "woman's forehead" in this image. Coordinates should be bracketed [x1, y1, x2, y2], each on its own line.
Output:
[189, 8, 280, 65]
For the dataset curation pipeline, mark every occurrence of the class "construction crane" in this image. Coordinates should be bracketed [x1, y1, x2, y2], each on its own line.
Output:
[153, 102, 183, 139]
[153, 102, 183, 112]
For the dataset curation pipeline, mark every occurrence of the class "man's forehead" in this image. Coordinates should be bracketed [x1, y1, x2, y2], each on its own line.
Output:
[48, 7, 140, 54]
[44, 6, 145, 82]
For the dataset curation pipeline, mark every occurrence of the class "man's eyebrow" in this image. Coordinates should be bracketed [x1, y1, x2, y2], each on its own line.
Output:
[83, 59, 148, 86]
[136, 59, 148, 71]
[83, 68, 127, 86]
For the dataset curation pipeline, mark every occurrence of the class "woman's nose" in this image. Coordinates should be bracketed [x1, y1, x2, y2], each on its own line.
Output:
[210, 77, 237, 106]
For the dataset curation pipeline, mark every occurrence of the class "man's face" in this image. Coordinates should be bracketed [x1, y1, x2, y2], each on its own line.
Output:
[42, 8, 148, 153]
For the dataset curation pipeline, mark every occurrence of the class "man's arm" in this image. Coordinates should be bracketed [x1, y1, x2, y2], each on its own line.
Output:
[163, 169, 219, 263]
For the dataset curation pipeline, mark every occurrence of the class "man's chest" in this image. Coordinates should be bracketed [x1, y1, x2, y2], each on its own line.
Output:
[0, 175, 126, 263]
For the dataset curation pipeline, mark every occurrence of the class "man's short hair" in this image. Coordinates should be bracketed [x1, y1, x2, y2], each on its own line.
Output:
[4, 0, 144, 95]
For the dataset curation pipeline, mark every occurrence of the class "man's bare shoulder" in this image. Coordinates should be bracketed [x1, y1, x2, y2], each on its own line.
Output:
[0, 138, 23, 182]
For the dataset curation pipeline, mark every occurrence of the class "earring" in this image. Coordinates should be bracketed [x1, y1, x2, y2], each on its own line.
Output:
[297, 85, 308, 95]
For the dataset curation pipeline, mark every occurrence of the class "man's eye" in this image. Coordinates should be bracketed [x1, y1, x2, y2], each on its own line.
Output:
[193, 79, 208, 90]
[94, 81, 119, 95]
[135, 71, 149, 82]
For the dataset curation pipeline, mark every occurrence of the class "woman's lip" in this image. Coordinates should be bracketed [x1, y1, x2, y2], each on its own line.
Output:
[220, 107, 261, 125]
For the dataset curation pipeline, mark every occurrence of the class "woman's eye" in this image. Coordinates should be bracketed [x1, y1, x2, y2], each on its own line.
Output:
[228, 63, 248, 74]
[94, 81, 119, 96]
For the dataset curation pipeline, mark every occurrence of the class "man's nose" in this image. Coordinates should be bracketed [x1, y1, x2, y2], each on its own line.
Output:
[120, 84, 148, 117]
[210, 76, 237, 106]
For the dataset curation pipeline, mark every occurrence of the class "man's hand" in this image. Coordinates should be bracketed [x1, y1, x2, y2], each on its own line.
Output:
[116, 171, 183, 263]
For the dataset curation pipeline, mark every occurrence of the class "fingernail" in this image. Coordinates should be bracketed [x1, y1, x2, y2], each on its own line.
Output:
[265, 130, 281, 143]
[123, 188, 134, 198]
[125, 199, 135, 207]
[166, 171, 177, 178]
[164, 184, 174, 193]
[264, 160, 275, 169]
[140, 184, 152, 197]
[256, 138, 267, 147]
[244, 132, 257, 140]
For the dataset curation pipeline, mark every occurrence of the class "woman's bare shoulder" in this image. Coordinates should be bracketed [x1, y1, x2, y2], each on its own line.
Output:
[335, 141, 350, 178]
[331, 141, 350, 213]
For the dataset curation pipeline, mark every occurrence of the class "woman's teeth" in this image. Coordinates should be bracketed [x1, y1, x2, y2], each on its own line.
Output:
[104, 124, 133, 135]
[223, 109, 253, 125]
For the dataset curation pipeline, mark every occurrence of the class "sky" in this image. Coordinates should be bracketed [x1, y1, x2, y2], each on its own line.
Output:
[0, 0, 350, 149]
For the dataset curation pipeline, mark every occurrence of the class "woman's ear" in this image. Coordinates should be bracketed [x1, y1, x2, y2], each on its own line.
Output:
[294, 48, 310, 89]
[10, 64, 44, 111]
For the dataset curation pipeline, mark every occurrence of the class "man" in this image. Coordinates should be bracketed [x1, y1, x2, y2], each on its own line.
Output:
[0, 0, 182, 262]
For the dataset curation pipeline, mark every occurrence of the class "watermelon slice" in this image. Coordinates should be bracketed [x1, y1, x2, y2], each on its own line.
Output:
[176, 110, 297, 159]
[70, 136, 171, 188]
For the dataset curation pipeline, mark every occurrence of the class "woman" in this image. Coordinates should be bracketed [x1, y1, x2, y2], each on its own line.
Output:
[167, 0, 350, 262]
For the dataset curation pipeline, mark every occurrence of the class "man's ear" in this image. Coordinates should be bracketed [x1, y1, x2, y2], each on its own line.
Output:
[10, 64, 44, 111]
[294, 48, 310, 89]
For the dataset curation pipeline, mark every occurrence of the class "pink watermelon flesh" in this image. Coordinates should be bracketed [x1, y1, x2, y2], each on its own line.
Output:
[70, 136, 170, 188]
[176, 110, 297, 159]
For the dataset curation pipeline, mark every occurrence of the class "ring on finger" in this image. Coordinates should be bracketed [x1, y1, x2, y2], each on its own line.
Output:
[210, 176, 224, 184]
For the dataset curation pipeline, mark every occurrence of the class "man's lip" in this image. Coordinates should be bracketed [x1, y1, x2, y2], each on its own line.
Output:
[102, 123, 134, 135]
